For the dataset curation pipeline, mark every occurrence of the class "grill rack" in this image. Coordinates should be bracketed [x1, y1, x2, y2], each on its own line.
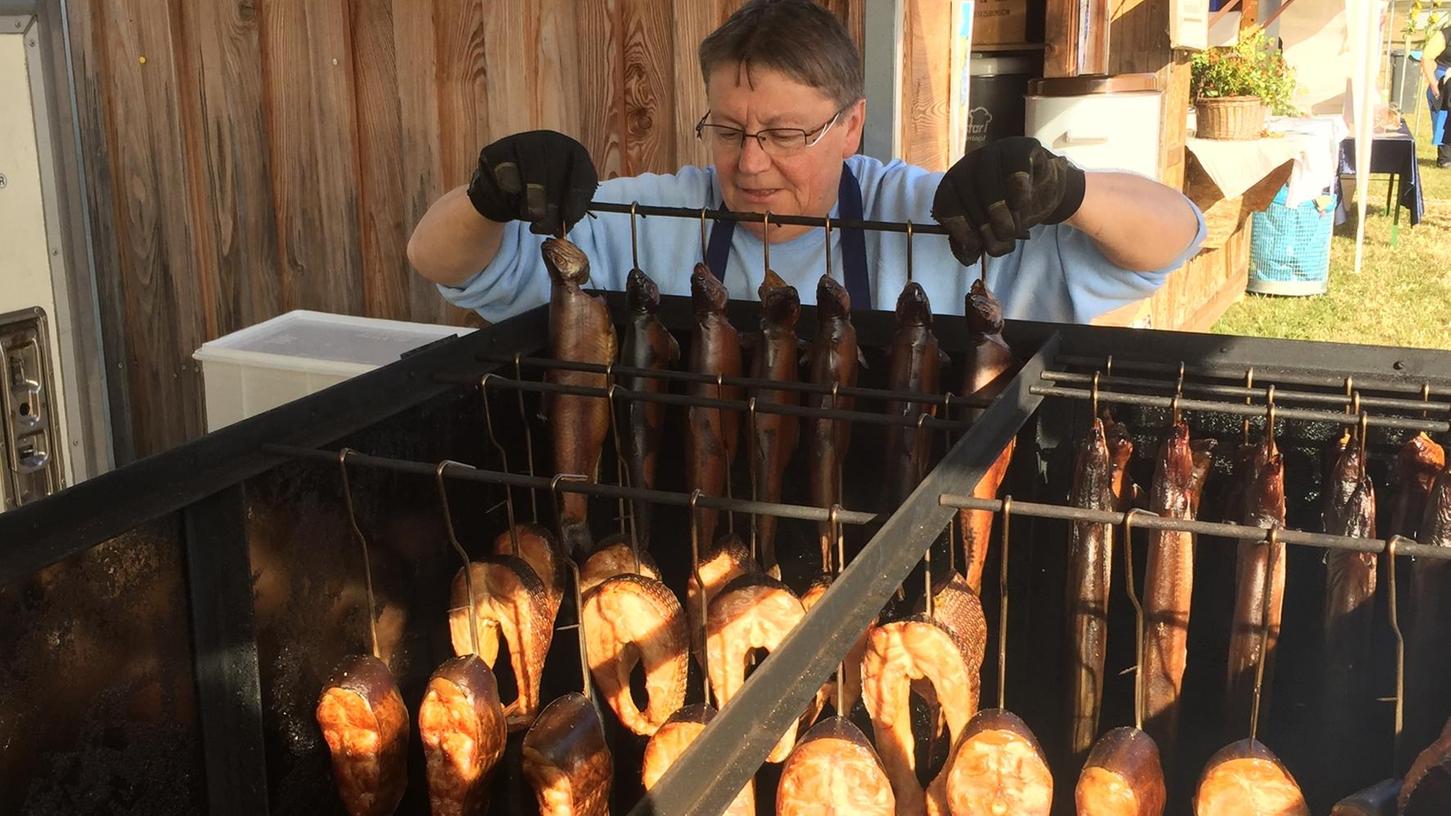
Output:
[6, 291, 1451, 814]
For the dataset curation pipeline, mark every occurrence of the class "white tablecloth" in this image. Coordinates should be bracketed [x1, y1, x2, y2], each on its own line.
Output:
[1185, 114, 1349, 207]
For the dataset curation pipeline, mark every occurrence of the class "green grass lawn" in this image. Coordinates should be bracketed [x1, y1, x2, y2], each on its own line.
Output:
[1210, 112, 1451, 349]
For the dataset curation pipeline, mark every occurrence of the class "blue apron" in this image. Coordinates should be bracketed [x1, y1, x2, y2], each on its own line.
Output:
[704, 162, 872, 310]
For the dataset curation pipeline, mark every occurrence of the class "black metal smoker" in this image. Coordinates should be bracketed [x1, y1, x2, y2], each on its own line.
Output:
[5, 211, 1451, 816]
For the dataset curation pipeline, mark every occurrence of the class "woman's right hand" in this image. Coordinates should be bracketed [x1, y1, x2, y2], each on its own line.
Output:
[467, 131, 599, 236]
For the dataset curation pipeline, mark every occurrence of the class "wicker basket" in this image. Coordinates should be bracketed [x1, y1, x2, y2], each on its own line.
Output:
[1196, 95, 1267, 140]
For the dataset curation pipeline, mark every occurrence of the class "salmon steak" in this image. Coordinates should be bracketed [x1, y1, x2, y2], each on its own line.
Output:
[419, 655, 508, 816]
[521, 692, 612, 816]
[315, 654, 409, 816]
[707, 573, 806, 762]
[581, 573, 688, 736]
[777, 716, 896, 815]
[448, 558, 555, 730]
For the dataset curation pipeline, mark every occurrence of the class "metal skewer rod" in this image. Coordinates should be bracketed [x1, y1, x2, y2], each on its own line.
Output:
[1249, 525, 1279, 742]
[458, 375, 974, 431]
[513, 353, 540, 522]
[689, 490, 712, 708]
[1055, 353, 1451, 397]
[997, 495, 1013, 710]
[265, 444, 880, 526]
[587, 200, 951, 236]
[479, 354, 980, 409]
[1388, 534, 1405, 774]
[1042, 369, 1451, 414]
[1123, 509, 1146, 731]
[1030, 385, 1450, 434]
[479, 375, 522, 556]
[937, 493, 1451, 561]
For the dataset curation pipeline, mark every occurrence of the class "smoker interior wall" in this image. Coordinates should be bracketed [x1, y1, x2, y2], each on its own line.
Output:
[0, 516, 204, 813]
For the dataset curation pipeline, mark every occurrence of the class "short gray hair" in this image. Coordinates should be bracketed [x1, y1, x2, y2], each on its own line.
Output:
[698, 0, 864, 109]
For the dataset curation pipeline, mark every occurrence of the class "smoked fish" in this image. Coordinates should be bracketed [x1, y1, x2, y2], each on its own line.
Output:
[685, 265, 743, 549]
[545, 238, 617, 556]
[807, 275, 860, 569]
[621, 269, 679, 552]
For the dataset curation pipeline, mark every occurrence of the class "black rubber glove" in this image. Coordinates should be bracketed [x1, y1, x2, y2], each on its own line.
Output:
[467, 130, 598, 236]
[931, 137, 1086, 265]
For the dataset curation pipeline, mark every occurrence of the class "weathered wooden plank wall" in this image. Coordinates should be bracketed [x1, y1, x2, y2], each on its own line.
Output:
[70, 0, 866, 461]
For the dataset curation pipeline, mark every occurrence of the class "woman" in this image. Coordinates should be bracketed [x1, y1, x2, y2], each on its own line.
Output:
[408, 0, 1204, 322]
[1422, 21, 1451, 167]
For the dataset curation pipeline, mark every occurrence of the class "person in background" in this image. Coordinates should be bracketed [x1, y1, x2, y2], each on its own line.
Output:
[408, 0, 1205, 323]
[1422, 20, 1451, 168]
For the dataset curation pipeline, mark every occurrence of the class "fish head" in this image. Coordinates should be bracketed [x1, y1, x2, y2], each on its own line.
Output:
[1104, 417, 1134, 465]
[895, 282, 933, 326]
[759, 271, 801, 328]
[627, 268, 661, 314]
[691, 263, 729, 314]
[1153, 422, 1195, 497]
[815, 275, 852, 320]
[966, 279, 1005, 336]
[1247, 452, 1286, 521]
[541, 238, 591, 286]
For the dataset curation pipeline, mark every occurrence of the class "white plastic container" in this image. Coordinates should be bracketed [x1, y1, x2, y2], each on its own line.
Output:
[1025, 74, 1163, 180]
[193, 310, 472, 431]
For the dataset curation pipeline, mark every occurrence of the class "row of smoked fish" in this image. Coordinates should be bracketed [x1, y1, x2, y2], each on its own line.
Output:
[308, 235, 1026, 816]
[1060, 402, 1451, 813]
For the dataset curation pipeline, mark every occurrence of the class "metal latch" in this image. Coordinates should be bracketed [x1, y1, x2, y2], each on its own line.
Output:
[1, 308, 63, 509]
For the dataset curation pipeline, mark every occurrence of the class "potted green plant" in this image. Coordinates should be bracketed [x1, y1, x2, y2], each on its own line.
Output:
[1191, 27, 1299, 139]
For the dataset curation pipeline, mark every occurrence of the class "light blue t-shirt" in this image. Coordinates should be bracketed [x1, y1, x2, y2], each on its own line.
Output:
[438, 155, 1207, 323]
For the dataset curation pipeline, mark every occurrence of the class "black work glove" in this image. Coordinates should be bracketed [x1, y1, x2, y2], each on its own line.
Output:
[467, 131, 598, 236]
[931, 137, 1086, 265]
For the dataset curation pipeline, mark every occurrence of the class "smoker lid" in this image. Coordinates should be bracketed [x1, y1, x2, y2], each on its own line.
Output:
[1027, 73, 1160, 96]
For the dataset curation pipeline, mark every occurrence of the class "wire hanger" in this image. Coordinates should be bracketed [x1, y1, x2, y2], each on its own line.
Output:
[338, 448, 381, 661]
[479, 374, 521, 555]
[513, 353, 539, 522]
[437, 460, 480, 657]
[1123, 509, 1146, 731]
[690, 490, 713, 708]
[1248, 525, 1279, 742]
[997, 495, 1013, 710]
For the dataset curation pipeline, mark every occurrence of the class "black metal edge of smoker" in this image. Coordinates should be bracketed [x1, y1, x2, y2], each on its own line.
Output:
[630, 332, 1060, 816]
[182, 484, 269, 815]
[0, 308, 546, 587]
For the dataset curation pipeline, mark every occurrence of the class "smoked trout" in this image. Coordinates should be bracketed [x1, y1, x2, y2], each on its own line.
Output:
[748, 271, 802, 576]
[1406, 466, 1451, 765]
[419, 655, 508, 816]
[1193, 739, 1308, 816]
[807, 275, 860, 569]
[621, 269, 679, 552]
[932, 709, 1053, 816]
[957, 280, 1018, 593]
[1189, 438, 1218, 516]
[1320, 442, 1377, 783]
[1066, 418, 1116, 764]
[545, 238, 617, 556]
[315, 655, 410, 816]
[1225, 443, 1286, 731]
[1386, 432, 1445, 540]
[1141, 422, 1194, 765]
[521, 692, 612, 816]
[642, 704, 756, 815]
[1075, 727, 1167, 816]
[881, 282, 944, 508]
[685, 265, 743, 548]
[778, 717, 896, 815]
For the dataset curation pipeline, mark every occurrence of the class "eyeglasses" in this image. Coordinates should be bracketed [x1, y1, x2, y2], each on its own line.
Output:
[694, 105, 850, 158]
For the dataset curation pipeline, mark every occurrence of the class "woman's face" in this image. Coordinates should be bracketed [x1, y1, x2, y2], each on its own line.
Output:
[704, 64, 865, 243]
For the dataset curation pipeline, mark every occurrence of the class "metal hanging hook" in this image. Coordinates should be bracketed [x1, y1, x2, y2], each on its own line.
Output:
[700, 207, 709, 261]
[1123, 509, 1146, 731]
[943, 393, 959, 576]
[905, 219, 915, 283]
[762, 211, 772, 274]
[747, 396, 760, 562]
[513, 353, 539, 522]
[1423, 383, 1433, 420]
[1357, 412, 1370, 479]
[1175, 361, 1186, 399]
[689, 489, 712, 707]
[437, 460, 480, 658]
[549, 473, 590, 543]
[606, 380, 641, 572]
[1249, 525, 1279, 742]
[565, 558, 593, 702]
[339, 448, 381, 661]
[1265, 384, 1278, 447]
[1105, 354, 1114, 379]
[718, 373, 735, 536]
[1170, 393, 1182, 426]
[823, 213, 833, 280]
[1388, 534, 1405, 772]
[1090, 371, 1101, 420]
[479, 374, 520, 555]
[829, 503, 846, 715]
[629, 201, 641, 271]
[998, 495, 1013, 710]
